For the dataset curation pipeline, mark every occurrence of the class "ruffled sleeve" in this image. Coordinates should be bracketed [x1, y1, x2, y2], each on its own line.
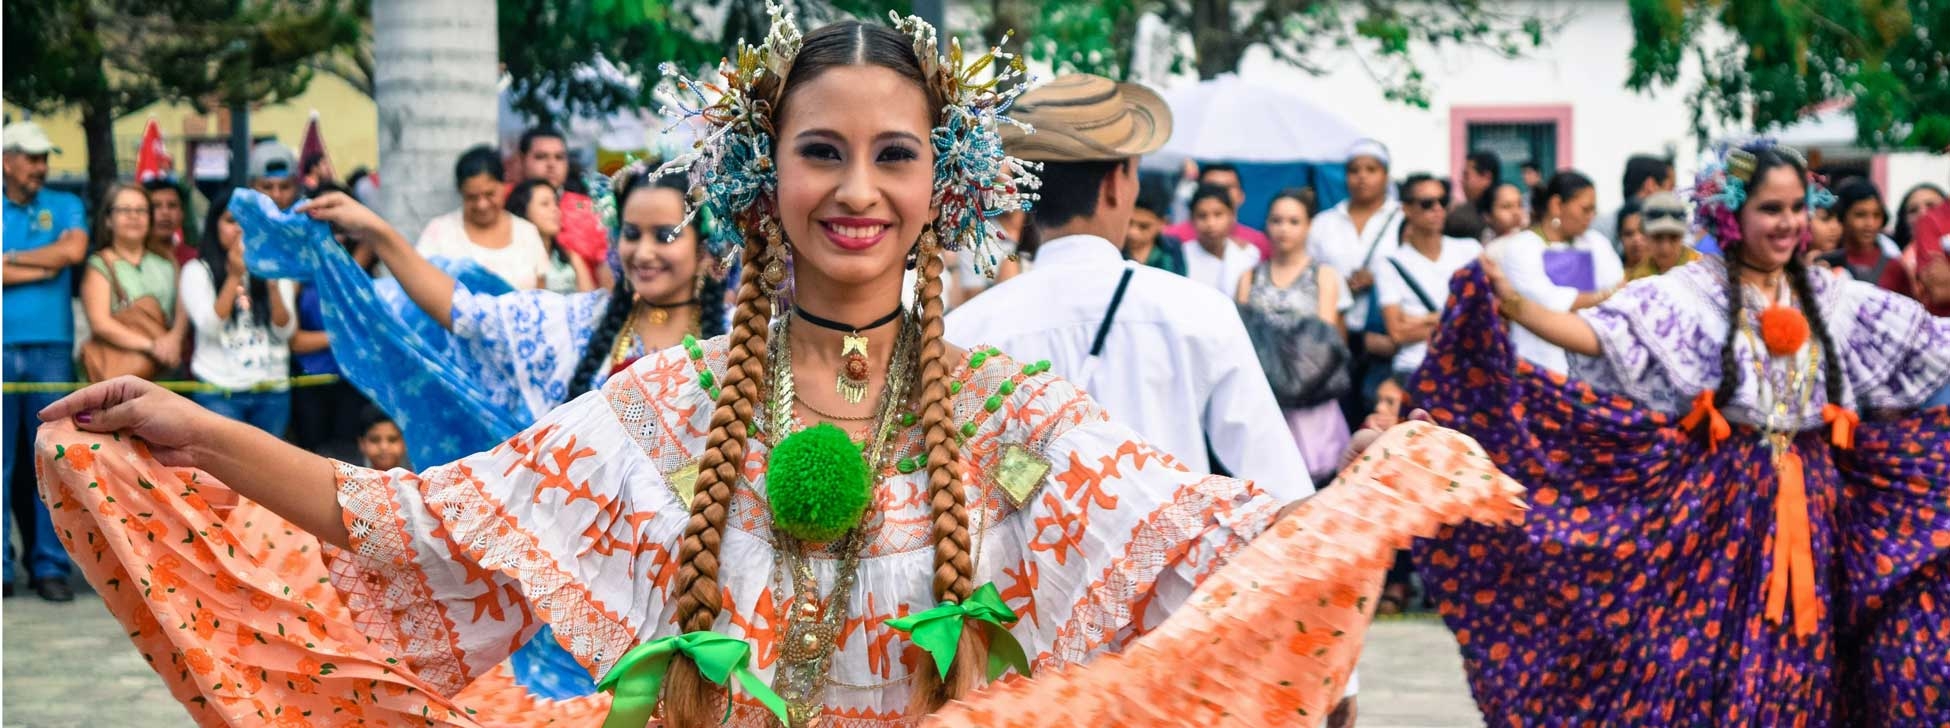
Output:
[1819, 274, 1950, 411]
[954, 357, 1288, 668]
[325, 379, 691, 697]
[1571, 262, 1722, 413]
[448, 285, 610, 417]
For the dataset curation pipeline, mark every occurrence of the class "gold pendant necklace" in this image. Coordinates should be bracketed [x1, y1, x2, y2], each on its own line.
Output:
[792, 305, 906, 404]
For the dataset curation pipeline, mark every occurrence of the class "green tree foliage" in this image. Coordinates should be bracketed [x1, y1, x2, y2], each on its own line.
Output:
[500, 0, 908, 126]
[3, 0, 365, 197]
[991, 0, 1552, 109]
[1628, 0, 1950, 149]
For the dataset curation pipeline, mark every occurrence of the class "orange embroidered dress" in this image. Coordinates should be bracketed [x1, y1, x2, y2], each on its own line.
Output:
[37, 339, 1518, 726]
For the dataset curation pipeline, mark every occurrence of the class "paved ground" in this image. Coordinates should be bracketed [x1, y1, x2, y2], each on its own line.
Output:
[3, 582, 1482, 727]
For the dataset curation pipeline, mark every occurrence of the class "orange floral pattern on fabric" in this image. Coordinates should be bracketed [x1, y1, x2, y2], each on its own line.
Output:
[924, 422, 1527, 727]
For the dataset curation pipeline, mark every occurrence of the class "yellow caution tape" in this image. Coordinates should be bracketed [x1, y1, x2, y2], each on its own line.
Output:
[2, 373, 342, 395]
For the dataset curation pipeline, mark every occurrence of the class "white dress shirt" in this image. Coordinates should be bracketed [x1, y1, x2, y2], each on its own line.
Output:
[945, 234, 1315, 497]
[416, 211, 551, 290]
[1182, 238, 1261, 295]
[1491, 229, 1625, 373]
[1307, 198, 1404, 331]
[1375, 236, 1483, 373]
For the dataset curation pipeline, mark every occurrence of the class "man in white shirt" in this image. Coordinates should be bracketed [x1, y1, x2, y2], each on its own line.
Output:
[1307, 139, 1402, 335]
[951, 76, 1356, 720]
[1374, 174, 1483, 379]
[946, 74, 1312, 494]
[1180, 183, 1262, 293]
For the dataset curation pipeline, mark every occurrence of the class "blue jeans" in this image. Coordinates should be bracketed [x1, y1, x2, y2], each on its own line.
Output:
[3, 342, 75, 584]
[193, 389, 292, 437]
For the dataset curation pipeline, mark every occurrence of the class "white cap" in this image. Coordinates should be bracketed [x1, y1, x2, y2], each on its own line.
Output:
[1346, 138, 1391, 168]
[3, 121, 60, 155]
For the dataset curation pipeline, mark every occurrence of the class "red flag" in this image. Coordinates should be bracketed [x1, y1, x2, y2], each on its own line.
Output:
[134, 118, 174, 183]
[299, 111, 332, 185]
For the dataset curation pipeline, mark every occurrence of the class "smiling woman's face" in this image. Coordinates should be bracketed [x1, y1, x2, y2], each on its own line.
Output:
[772, 64, 936, 301]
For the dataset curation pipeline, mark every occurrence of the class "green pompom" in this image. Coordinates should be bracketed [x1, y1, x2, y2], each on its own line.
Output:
[765, 423, 872, 543]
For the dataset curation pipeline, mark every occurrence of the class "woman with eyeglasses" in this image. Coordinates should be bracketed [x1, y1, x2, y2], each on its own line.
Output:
[1484, 169, 1624, 373]
[79, 183, 189, 380]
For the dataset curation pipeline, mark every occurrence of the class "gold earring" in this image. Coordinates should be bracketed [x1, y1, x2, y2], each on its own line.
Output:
[760, 218, 788, 296]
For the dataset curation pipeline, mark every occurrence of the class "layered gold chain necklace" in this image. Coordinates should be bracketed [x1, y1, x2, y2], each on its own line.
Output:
[762, 311, 918, 726]
[608, 298, 701, 369]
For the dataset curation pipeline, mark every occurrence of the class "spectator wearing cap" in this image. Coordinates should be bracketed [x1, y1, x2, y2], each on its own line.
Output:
[1306, 139, 1402, 423]
[514, 127, 611, 288]
[1596, 154, 1675, 246]
[1124, 173, 1188, 276]
[1, 120, 84, 601]
[1625, 191, 1698, 281]
[250, 141, 301, 211]
[1164, 162, 1272, 260]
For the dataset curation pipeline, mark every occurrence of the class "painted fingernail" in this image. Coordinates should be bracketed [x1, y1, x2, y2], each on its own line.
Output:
[75, 412, 93, 425]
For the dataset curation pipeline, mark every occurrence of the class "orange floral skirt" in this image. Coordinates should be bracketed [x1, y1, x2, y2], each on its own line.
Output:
[36, 421, 1522, 727]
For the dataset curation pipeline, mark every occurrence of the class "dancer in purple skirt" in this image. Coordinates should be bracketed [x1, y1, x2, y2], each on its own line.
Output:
[1412, 140, 1950, 725]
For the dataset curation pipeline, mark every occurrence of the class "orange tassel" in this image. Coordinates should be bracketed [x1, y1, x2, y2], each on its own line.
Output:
[1679, 391, 1731, 452]
[1822, 405, 1858, 450]
[1763, 450, 1818, 638]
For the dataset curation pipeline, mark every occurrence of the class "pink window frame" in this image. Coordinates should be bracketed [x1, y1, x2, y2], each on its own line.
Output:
[1450, 104, 1575, 190]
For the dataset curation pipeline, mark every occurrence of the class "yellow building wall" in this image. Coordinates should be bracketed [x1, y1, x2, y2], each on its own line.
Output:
[4, 75, 378, 184]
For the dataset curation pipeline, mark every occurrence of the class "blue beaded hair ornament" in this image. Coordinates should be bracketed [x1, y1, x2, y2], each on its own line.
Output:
[1689, 139, 1835, 249]
[590, 158, 725, 282]
[651, 1, 1040, 279]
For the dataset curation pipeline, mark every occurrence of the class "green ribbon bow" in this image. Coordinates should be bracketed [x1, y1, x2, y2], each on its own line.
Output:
[596, 630, 789, 728]
[885, 582, 1033, 681]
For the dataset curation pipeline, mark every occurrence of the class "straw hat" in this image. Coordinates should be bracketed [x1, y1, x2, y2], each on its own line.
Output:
[1003, 74, 1172, 162]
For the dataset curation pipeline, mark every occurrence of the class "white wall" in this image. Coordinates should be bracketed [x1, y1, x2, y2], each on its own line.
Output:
[1154, 0, 1730, 213]
[1887, 152, 1950, 205]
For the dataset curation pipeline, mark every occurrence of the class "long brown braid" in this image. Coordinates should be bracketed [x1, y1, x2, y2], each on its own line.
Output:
[659, 225, 774, 727]
[908, 233, 988, 711]
[657, 19, 984, 723]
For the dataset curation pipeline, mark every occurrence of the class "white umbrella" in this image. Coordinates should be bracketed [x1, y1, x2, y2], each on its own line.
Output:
[1146, 73, 1365, 169]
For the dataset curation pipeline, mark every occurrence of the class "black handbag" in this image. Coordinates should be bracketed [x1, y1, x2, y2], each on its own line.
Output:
[1240, 306, 1353, 409]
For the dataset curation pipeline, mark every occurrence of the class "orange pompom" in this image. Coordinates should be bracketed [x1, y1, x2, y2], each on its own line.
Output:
[1758, 306, 1810, 356]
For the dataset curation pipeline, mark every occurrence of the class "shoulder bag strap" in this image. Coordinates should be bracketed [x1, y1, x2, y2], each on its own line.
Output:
[1385, 257, 1441, 312]
[1355, 208, 1404, 271]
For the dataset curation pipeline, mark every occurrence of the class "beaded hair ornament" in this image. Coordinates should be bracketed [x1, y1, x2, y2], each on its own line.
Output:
[652, 2, 1041, 279]
[1689, 140, 1837, 357]
[1689, 139, 1837, 248]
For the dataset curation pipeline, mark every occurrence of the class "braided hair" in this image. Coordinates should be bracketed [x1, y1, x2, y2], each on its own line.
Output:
[656, 19, 986, 725]
[1712, 147, 1847, 411]
[563, 170, 728, 400]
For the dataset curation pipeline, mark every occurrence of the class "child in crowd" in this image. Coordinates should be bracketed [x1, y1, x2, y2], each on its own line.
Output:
[356, 406, 408, 472]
